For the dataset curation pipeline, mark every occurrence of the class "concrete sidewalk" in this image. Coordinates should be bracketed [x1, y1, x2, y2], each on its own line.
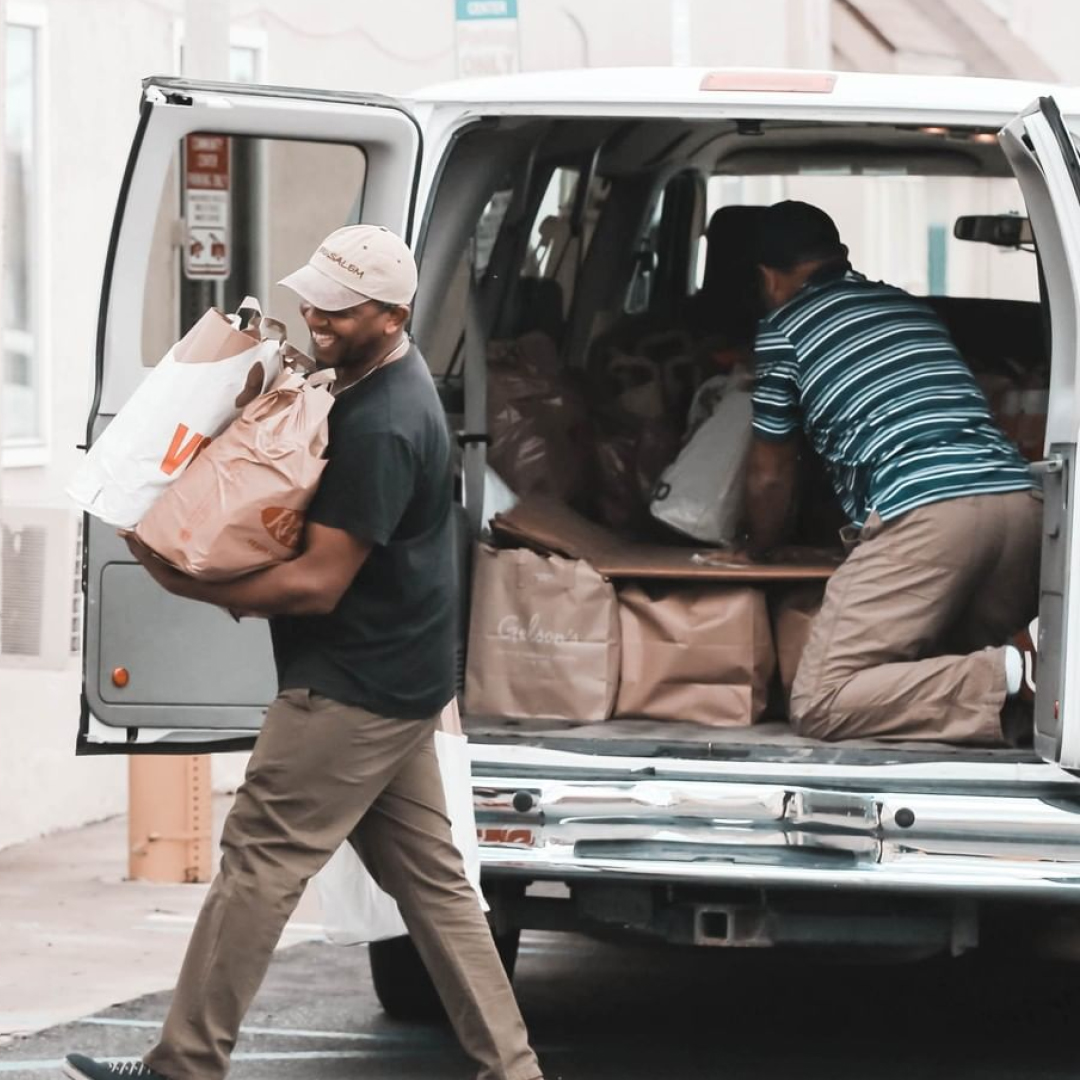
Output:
[0, 796, 323, 1039]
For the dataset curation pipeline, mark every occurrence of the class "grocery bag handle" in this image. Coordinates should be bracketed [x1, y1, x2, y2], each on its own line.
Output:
[512, 547, 598, 602]
[236, 295, 262, 331]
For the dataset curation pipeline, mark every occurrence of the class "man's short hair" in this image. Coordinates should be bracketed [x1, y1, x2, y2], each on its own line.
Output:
[755, 200, 849, 271]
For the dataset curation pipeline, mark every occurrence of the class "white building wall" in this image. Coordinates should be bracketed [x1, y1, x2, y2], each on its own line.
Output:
[992, 0, 1078, 83]
[0, 0, 813, 851]
[1, 0, 181, 854]
[0, 0, 1069, 849]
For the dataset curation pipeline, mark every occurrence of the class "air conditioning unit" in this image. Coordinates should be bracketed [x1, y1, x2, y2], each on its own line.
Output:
[0, 506, 81, 670]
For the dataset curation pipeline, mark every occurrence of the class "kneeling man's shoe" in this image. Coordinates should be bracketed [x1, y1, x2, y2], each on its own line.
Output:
[63, 1054, 170, 1080]
[1013, 617, 1038, 702]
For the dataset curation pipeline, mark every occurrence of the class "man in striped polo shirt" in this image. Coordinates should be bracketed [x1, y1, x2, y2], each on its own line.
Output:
[745, 200, 1040, 744]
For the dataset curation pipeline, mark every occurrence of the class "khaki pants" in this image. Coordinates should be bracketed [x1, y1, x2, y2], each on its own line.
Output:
[145, 689, 541, 1080]
[790, 490, 1042, 743]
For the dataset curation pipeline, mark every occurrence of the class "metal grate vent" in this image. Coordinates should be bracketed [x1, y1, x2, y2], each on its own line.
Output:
[0, 507, 80, 669]
[71, 517, 84, 655]
[1, 520, 46, 657]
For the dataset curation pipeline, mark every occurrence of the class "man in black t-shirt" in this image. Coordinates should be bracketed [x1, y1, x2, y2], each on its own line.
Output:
[66, 227, 543, 1080]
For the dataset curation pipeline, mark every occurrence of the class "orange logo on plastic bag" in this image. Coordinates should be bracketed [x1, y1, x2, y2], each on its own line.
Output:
[161, 423, 211, 476]
[261, 507, 303, 549]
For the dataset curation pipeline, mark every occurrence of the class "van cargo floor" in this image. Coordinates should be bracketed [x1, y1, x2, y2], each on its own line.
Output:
[462, 717, 1038, 765]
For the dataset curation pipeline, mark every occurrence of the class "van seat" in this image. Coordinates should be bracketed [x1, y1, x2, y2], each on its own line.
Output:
[925, 295, 1046, 375]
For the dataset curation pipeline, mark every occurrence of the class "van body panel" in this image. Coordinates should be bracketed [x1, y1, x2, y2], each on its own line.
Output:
[999, 99, 1080, 769]
[81, 71, 1080, 926]
[79, 79, 421, 747]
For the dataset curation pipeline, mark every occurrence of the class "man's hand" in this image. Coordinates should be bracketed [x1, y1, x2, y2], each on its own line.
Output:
[227, 608, 261, 622]
[121, 531, 195, 595]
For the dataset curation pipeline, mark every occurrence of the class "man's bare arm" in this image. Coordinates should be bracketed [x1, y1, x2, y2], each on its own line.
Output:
[744, 435, 799, 558]
[123, 522, 372, 617]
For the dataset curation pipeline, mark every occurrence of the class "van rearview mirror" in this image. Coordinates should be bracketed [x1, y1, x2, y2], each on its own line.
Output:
[953, 214, 1033, 248]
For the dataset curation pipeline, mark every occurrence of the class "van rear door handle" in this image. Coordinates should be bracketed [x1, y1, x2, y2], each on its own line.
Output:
[1031, 454, 1064, 475]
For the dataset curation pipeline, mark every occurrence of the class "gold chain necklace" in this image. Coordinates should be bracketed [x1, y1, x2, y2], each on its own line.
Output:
[331, 337, 410, 396]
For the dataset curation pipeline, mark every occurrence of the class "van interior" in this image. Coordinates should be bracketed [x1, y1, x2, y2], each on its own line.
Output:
[405, 115, 1048, 764]
[139, 112, 1046, 762]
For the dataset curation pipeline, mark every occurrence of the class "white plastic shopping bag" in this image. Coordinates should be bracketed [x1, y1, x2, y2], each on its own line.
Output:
[482, 466, 519, 536]
[315, 708, 487, 946]
[650, 373, 754, 545]
[67, 302, 283, 528]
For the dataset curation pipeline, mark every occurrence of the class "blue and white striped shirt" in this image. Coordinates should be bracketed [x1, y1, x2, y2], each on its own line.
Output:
[752, 269, 1034, 528]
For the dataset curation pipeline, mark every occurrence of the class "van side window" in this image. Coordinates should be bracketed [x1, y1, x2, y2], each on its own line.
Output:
[474, 188, 514, 280]
[626, 170, 705, 317]
[523, 167, 579, 283]
[423, 182, 517, 379]
[521, 166, 610, 325]
[625, 188, 663, 315]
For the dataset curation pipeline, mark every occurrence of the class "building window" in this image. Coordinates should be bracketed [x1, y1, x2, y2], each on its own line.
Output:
[229, 42, 260, 83]
[3, 23, 41, 447]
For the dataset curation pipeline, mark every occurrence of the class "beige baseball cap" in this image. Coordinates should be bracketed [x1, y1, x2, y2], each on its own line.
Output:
[278, 224, 418, 311]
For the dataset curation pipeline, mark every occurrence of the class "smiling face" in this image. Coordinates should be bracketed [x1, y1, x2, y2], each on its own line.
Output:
[300, 299, 409, 375]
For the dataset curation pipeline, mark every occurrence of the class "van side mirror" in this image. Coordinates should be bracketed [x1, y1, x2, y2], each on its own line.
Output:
[953, 214, 1033, 248]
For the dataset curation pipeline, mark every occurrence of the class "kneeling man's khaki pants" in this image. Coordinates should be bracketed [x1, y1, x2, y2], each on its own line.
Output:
[791, 490, 1041, 744]
[145, 689, 541, 1080]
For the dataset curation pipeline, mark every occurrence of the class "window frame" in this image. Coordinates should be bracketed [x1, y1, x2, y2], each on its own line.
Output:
[2, 1, 50, 467]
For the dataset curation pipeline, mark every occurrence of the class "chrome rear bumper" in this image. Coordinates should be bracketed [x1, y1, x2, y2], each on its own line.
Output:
[470, 743, 1080, 900]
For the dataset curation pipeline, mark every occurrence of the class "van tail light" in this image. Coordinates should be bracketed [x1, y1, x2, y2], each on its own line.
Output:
[700, 71, 837, 94]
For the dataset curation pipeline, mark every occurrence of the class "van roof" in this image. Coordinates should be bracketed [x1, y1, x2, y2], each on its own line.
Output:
[413, 67, 1079, 120]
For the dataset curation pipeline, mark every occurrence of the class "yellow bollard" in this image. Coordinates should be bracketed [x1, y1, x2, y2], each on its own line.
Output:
[128, 755, 213, 883]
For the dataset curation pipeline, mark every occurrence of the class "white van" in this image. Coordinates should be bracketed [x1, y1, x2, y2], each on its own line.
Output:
[81, 68, 1080, 1018]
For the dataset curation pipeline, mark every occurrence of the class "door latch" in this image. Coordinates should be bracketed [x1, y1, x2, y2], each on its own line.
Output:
[1031, 454, 1064, 475]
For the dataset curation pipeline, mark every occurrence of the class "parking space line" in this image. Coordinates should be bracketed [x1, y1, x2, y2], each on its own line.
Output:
[0, 1048, 443, 1073]
[79, 1017, 437, 1043]
[143, 914, 327, 935]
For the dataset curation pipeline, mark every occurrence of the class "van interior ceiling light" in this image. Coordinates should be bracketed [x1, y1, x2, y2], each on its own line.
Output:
[918, 126, 950, 136]
[969, 132, 999, 144]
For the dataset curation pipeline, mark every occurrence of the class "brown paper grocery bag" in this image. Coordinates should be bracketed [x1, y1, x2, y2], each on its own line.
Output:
[173, 307, 262, 364]
[465, 545, 620, 722]
[772, 584, 825, 706]
[615, 584, 775, 725]
[136, 375, 334, 580]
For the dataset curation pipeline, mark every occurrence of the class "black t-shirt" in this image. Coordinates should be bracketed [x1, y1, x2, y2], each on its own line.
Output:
[269, 345, 456, 719]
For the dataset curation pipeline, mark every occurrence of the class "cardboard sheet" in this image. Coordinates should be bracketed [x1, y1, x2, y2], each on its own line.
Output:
[492, 495, 842, 582]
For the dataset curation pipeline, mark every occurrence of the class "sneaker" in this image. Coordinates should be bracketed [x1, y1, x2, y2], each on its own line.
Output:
[63, 1055, 169, 1080]
[1013, 617, 1038, 702]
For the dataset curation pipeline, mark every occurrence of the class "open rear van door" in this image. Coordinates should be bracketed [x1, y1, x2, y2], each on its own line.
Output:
[1000, 96, 1080, 770]
[79, 78, 421, 752]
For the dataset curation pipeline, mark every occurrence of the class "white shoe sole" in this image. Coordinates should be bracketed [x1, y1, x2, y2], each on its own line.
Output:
[62, 1064, 91, 1080]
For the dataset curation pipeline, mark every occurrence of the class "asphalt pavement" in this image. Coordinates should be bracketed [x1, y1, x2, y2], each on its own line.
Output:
[4, 929, 1080, 1079]
[4, 801, 1080, 1079]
